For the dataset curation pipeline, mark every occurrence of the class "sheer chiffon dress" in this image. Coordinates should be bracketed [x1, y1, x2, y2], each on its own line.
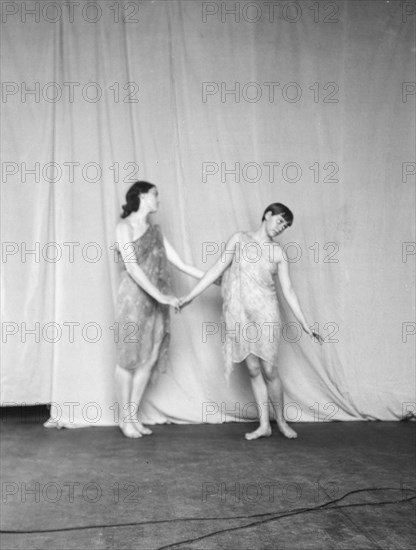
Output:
[115, 224, 170, 377]
[221, 231, 281, 380]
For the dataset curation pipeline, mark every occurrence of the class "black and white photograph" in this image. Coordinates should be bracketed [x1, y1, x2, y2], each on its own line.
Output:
[1, 0, 415, 548]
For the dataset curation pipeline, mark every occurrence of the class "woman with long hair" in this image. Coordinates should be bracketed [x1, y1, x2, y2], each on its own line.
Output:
[179, 203, 323, 440]
[115, 181, 203, 438]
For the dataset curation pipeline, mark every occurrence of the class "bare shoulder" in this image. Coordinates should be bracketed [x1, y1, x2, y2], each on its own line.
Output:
[116, 219, 132, 242]
[223, 231, 241, 249]
[228, 231, 242, 243]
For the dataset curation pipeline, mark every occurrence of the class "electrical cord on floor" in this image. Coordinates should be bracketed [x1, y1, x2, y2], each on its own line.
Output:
[1, 486, 415, 547]
[157, 488, 416, 550]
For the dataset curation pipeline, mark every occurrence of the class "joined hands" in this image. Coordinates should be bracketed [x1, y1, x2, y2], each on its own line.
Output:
[178, 295, 193, 310]
[161, 294, 193, 313]
[161, 295, 180, 313]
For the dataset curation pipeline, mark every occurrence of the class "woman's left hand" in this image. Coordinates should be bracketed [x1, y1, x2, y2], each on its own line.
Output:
[308, 330, 324, 345]
[302, 325, 324, 345]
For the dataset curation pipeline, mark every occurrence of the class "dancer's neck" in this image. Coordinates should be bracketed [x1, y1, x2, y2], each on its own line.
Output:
[127, 210, 150, 229]
[252, 223, 272, 243]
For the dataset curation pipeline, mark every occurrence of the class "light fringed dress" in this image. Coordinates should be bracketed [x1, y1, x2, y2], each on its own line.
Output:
[115, 224, 170, 376]
[221, 232, 281, 380]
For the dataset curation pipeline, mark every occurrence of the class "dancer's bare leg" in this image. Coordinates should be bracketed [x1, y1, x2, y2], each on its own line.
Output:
[130, 327, 166, 435]
[244, 355, 272, 440]
[261, 359, 297, 439]
[115, 364, 142, 438]
[130, 361, 155, 435]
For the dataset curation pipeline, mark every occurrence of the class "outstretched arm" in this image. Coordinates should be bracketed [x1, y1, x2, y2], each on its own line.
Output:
[276, 247, 324, 344]
[163, 236, 204, 279]
[179, 232, 240, 307]
[116, 223, 179, 309]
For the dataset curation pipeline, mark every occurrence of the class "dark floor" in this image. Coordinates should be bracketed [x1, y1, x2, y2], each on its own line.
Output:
[1, 407, 415, 550]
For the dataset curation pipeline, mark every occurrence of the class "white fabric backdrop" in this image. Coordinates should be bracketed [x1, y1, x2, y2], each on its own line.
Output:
[1, 0, 415, 426]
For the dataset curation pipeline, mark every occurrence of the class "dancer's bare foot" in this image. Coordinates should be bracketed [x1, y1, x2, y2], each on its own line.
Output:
[134, 422, 153, 436]
[119, 423, 143, 438]
[277, 420, 298, 439]
[244, 425, 272, 440]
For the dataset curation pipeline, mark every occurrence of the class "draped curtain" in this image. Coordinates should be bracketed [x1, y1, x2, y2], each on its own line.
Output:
[1, 0, 415, 425]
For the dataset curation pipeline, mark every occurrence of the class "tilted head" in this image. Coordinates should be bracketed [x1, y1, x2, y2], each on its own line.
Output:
[262, 203, 294, 237]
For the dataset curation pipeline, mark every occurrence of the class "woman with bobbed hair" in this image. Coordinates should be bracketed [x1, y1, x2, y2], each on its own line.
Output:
[115, 181, 204, 438]
[180, 203, 323, 441]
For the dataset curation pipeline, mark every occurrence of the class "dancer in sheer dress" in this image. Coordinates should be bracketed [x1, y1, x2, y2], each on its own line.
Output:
[179, 203, 323, 440]
[115, 181, 203, 438]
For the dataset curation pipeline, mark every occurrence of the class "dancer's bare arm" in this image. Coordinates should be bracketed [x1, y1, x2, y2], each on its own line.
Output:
[276, 246, 324, 344]
[163, 237, 204, 279]
[116, 222, 179, 308]
[179, 232, 240, 307]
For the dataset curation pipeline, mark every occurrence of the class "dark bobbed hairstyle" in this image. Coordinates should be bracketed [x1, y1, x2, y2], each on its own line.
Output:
[120, 181, 155, 219]
[262, 203, 294, 226]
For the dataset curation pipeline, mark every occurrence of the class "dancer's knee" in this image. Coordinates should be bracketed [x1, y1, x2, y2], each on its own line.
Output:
[264, 368, 279, 382]
[248, 367, 262, 378]
[245, 356, 262, 377]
